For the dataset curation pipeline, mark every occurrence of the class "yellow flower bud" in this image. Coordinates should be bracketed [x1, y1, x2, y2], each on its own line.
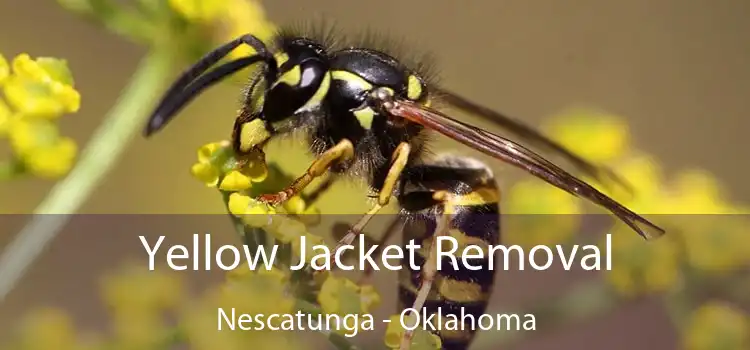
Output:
[282, 195, 306, 214]
[227, 193, 252, 216]
[3, 75, 80, 118]
[256, 267, 290, 285]
[221, 0, 277, 60]
[240, 203, 275, 227]
[190, 162, 219, 186]
[8, 118, 58, 154]
[24, 137, 77, 178]
[318, 275, 382, 317]
[384, 315, 406, 348]
[0, 54, 8, 85]
[504, 179, 581, 248]
[604, 227, 681, 296]
[4, 54, 80, 118]
[225, 266, 251, 281]
[684, 301, 749, 350]
[168, 0, 226, 23]
[19, 308, 78, 350]
[292, 233, 325, 264]
[0, 98, 12, 135]
[545, 108, 630, 163]
[196, 141, 226, 163]
[219, 170, 252, 191]
[384, 313, 442, 350]
[272, 217, 307, 243]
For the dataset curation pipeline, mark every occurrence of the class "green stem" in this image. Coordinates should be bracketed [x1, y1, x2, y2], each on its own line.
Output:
[0, 50, 174, 303]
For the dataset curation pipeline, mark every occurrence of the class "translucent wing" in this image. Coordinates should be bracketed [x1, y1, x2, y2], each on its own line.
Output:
[383, 97, 665, 240]
[435, 87, 632, 194]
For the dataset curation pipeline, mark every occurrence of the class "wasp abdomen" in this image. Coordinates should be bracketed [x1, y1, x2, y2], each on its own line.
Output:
[397, 156, 500, 350]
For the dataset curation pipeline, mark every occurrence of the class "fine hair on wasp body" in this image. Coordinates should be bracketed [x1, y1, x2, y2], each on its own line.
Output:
[143, 21, 666, 350]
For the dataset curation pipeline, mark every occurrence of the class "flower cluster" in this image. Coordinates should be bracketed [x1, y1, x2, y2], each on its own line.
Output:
[683, 301, 749, 350]
[0, 53, 80, 179]
[510, 108, 749, 297]
[189, 139, 394, 347]
[535, 108, 749, 347]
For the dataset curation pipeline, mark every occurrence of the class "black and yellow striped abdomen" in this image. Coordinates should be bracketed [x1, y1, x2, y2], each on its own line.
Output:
[396, 156, 500, 350]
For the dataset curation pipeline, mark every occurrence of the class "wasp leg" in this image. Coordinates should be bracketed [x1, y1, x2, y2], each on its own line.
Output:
[331, 142, 411, 254]
[258, 139, 354, 205]
[400, 191, 456, 350]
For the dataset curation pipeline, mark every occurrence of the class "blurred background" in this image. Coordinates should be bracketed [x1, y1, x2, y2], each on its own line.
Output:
[0, 0, 748, 349]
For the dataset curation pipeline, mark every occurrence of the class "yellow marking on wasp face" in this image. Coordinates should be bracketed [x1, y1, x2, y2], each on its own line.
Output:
[353, 107, 376, 129]
[331, 70, 373, 90]
[451, 186, 500, 206]
[239, 119, 270, 152]
[298, 72, 331, 111]
[407, 75, 423, 100]
[275, 65, 301, 87]
[274, 52, 290, 66]
[436, 278, 486, 302]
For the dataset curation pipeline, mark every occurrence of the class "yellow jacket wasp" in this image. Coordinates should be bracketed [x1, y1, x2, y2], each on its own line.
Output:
[144, 25, 665, 350]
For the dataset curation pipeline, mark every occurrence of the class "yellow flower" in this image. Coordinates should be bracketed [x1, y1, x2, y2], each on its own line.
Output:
[23, 137, 77, 178]
[101, 263, 184, 314]
[317, 275, 381, 337]
[190, 141, 267, 190]
[384, 314, 442, 350]
[0, 53, 8, 85]
[111, 310, 166, 349]
[219, 170, 253, 191]
[4, 54, 80, 118]
[283, 196, 306, 215]
[7, 118, 78, 178]
[504, 179, 582, 248]
[318, 275, 381, 315]
[197, 141, 227, 162]
[683, 301, 749, 350]
[544, 108, 630, 163]
[15, 308, 78, 350]
[227, 192, 255, 215]
[190, 162, 219, 186]
[271, 216, 308, 243]
[603, 225, 681, 297]
[292, 232, 325, 263]
[168, 0, 226, 23]
[219, 0, 277, 60]
[601, 153, 666, 212]
[680, 215, 750, 272]
[226, 192, 278, 228]
[664, 169, 733, 214]
[182, 268, 298, 350]
[0, 98, 12, 135]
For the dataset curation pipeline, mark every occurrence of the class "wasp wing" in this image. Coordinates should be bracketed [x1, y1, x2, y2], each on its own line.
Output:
[434, 87, 632, 194]
[385, 98, 665, 240]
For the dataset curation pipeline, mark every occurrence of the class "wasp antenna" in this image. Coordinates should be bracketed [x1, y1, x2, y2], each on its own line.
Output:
[144, 34, 276, 137]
